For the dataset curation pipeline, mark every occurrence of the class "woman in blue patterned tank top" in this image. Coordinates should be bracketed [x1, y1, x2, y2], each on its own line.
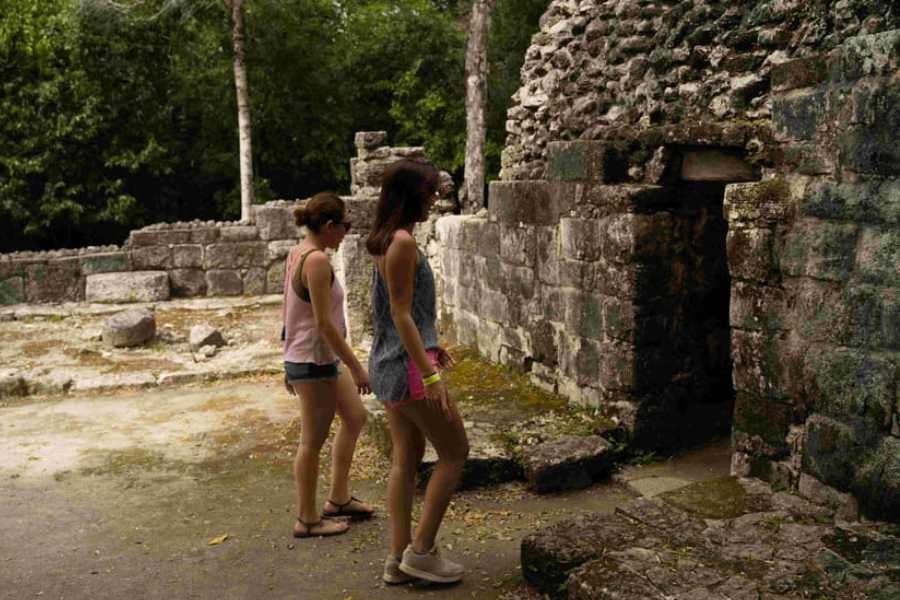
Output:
[367, 160, 469, 585]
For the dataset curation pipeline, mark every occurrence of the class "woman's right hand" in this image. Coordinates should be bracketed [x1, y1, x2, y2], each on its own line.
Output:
[351, 365, 372, 396]
[425, 378, 455, 420]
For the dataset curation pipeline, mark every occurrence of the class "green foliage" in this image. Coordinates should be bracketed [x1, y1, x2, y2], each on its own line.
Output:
[0, 0, 549, 250]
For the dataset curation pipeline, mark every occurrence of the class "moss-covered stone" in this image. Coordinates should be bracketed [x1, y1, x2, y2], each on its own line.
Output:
[852, 436, 900, 521]
[0, 276, 25, 305]
[659, 476, 748, 519]
[803, 414, 880, 491]
[804, 346, 896, 430]
[780, 219, 859, 282]
[733, 391, 793, 457]
[79, 252, 130, 275]
[799, 179, 900, 224]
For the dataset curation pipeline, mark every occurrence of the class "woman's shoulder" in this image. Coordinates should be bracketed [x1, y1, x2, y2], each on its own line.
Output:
[388, 230, 417, 254]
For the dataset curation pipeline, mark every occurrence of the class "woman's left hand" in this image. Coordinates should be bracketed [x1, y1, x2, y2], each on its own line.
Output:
[435, 346, 455, 370]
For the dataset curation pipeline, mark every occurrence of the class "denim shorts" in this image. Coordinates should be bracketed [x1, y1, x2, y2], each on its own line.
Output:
[284, 361, 340, 383]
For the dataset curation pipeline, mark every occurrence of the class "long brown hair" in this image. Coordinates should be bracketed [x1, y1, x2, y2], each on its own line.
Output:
[294, 192, 344, 233]
[366, 160, 439, 256]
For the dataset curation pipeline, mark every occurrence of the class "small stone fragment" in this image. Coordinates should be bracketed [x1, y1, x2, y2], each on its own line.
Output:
[101, 308, 156, 348]
[189, 324, 225, 351]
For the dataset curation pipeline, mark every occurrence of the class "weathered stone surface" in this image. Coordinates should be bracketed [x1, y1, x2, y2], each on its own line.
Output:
[0, 277, 25, 305]
[545, 140, 627, 183]
[205, 270, 242, 296]
[679, 148, 756, 182]
[242, 268, 266, 296]
[86, 272, 170, 303]
[25, 258, 83, 303]
[781, 219, 859, 281]
[79, 252, 130, 275]
[803, 414, 879, 492]
[255, 205, 299, 241]
[219, 225, 259, 242]
[189, 324, 225, 351]
[130, 245, 172, 270]
[522, 435, 613, 493]
[171, 245, 203, 269]
[102, 308, 156, 348]
[267, 240, 295, 263]
[128, 229, 191, 247]
[488, 181, 555, 225]
[266, 262, 285, 294]
[204, 242, 267, 269]
[169, 269, 206, 297]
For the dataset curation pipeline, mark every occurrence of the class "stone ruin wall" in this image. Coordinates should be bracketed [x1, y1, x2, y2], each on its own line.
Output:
[0, 132, 448, 350]
[501, 0, 898, 181]
[438, 0, 899, 521]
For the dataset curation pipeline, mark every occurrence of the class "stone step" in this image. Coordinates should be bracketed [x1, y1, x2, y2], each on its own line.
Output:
[520, 477, 900, 599]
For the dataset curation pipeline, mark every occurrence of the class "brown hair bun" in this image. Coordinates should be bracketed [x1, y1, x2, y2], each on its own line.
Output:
[295, 192, 344, 233]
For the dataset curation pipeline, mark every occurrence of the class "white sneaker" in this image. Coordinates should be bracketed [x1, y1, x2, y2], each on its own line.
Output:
[383, 554, 415, 585]
[399, 544, 464, 583]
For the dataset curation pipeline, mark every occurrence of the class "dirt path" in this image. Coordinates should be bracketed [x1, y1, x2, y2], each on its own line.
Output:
[2, 379, 677, 600]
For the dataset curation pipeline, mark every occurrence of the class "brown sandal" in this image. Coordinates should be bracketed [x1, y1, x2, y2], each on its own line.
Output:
[323, 496, 375, 521]
[292, 517, 349, 538]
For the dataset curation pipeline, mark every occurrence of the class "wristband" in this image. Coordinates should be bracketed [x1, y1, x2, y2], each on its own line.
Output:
[422, 372, 441, 386]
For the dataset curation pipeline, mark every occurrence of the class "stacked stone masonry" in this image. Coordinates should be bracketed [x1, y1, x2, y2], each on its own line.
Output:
[438, 8, 900, 521]
[501, 0, 900, 181]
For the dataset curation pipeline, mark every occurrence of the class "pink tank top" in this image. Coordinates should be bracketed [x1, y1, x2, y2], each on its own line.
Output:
[282, 246, 347, 365]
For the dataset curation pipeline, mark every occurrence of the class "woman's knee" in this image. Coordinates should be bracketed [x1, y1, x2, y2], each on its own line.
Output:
[341, 409, 367, 437]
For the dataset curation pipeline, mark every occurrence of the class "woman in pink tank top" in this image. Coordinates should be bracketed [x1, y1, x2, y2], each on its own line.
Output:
[283, 192, 374, 538]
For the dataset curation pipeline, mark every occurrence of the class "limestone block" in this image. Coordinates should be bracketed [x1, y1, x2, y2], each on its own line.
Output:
[499, 223, 536, 266]
[561, 290, 603, 340]
[79, 252, 130, 275]
[727, 226, 778, 283]
[730, 329, 789, 399]
[771, 55, 830, 92]
[545, 140, 627, 183]
[574, 338, 634, 389]
[172, 245, 203, 268]
[803, 414, 879, 492]
[434, 215, 467, 249]
[255, 205, 299, 241]
[853, 435, 900, 520]
[25, 258, 83, 303]
[267, 240, 295, 263]
[354, 130, 387, 150]
[803, 345, 896, 431]
[798, 473, 859, 521]
[102, 308, 156, 348]
[219, 225, 259, 242]
[854, 226, 900, 286]
[242, 268, 266, 296]
[522, 435, 613, 493]
[478, 288, 509, 323]
[581, 184, 675, 217]
[499, 263, 536, 301]
[266, 262, 285, 294]
[773, 87, 827, 142]
[0, 277, 25, 305]
[128, 230, 191, 246]
[680, 148, 756, 182]
[131, 245, 172, 269]
[781, 220, 858, 281]
[189, 324, 225, 351]
[204, 242, 267, 269]
[86, 271, 170, 303]
[189, 228, 218, 244]
[838, 87, 900, 177]
[475, 221, 500, 256]
[799, 179, 900, 225]
[732, 391, 793, 458]
[730, 281, 787, 332]
[603, 297, 636, 342]
[205, 270, 242, 296]
[169, 269, 206, 297]
[592, 259, 639, 299]
[789, 281, 897, 349]
[724, 179, 792, 227]
[488, 180, 554, 225]
[343, 197, 377, 233]
[560, 218, 603, 261]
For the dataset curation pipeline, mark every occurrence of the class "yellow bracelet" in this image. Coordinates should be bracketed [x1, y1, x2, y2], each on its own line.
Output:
[422, 372, 441, 386]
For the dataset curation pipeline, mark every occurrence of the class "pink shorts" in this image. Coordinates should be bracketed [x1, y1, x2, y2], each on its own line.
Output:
[389, 349, 439, 409]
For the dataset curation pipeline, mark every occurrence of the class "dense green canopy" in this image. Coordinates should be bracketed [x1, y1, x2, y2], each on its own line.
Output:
[0, 0, 546, 251]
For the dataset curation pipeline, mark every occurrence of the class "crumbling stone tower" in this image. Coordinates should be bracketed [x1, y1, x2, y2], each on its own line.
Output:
[438, 0, 900, 520]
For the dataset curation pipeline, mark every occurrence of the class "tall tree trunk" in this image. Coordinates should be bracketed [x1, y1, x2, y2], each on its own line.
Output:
[225, 0, 254, 222]
[463, 0, 495, 214]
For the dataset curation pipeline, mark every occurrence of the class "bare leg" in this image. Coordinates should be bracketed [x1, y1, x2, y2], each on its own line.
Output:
[398, 399, 468, 553]
[292, 380, 346, 535]
[327, 371, 370, 508]
[386, 407, 426, 557]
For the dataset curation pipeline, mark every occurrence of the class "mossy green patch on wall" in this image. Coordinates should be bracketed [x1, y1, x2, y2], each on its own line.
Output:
[0, 277, 25, 305]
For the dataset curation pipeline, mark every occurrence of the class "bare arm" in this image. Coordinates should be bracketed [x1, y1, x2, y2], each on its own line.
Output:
[383, 232, 435, 376]
[305, 252, 369, 392]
